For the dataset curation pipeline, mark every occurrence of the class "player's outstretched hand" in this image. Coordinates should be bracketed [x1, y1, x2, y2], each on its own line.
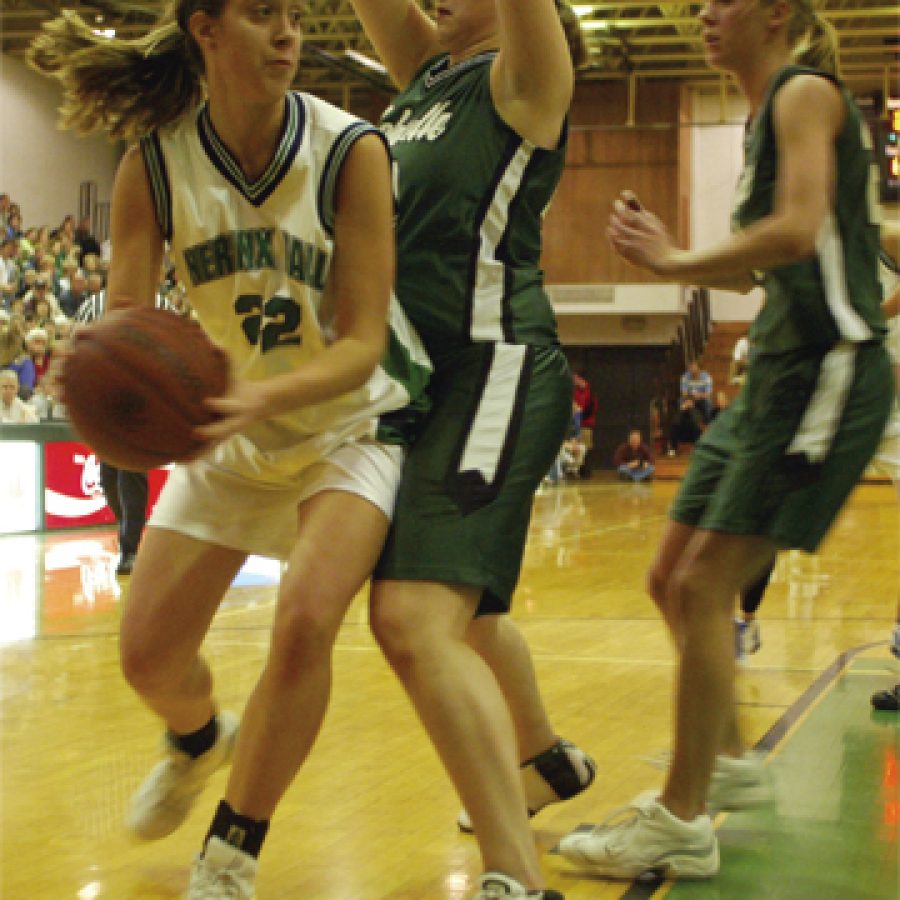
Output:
[607, 190, 676, 276]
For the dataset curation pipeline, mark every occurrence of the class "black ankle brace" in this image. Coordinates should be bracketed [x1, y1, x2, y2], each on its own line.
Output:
[206, 800, 270, 859]
[169, 715, 218, 759]
[523, 740, 593, 800]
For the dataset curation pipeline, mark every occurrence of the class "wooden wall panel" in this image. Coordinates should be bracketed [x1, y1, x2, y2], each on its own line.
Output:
[543, 161, 679, 284]
[543, 81, 684, 284]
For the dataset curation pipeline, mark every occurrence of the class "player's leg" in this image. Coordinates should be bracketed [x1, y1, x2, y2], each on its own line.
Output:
[460, 614, 595, 831]
[222, 489, 389, 821]
[660, 530, 777, 821]
[371, 579, 543, 889]
[187, 491, 390, 898]
[119, 525, 246, 839]
[370, 344, 572, 893]
[735, 560, 771, 661]
[647, 432, 764, 788]
[99, 461, 122, 526]
[560, 531, 773, 880]
[186, 442, 402, 896]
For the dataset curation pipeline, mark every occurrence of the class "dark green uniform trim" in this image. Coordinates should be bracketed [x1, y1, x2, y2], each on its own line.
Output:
[140, 131, 173, 242]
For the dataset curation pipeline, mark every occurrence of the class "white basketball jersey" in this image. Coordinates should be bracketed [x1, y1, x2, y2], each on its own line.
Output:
[141, 92, 430, 482]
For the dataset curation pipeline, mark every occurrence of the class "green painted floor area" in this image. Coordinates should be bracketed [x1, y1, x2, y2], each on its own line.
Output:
[665, 658, 899, 900]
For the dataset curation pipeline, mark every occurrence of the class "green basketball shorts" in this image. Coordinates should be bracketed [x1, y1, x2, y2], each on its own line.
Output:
[671, 341, 893, 551]
[374, 342, 572, 614]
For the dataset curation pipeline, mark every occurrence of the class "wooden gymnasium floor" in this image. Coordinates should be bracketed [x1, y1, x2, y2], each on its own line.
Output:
[1, 476, 897, 899]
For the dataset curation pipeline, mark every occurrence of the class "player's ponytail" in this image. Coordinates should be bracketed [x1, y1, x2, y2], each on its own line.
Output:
[28, 0, 224, 141]
[762, 0, 840, 77]
[791, 8, 841, 78]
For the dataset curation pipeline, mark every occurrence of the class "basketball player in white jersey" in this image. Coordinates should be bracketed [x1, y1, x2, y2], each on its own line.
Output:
[30, 1, 430, 896]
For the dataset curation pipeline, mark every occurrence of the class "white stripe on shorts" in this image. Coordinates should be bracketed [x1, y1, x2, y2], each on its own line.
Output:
[458, 343, 528, 484]
[786, 341, 856, 464]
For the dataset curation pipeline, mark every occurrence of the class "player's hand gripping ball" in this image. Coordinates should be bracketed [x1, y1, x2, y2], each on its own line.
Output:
[62, 307, 230, 471]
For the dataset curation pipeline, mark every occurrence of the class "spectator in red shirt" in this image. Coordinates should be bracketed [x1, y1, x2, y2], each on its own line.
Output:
[572, 371, 597, 474]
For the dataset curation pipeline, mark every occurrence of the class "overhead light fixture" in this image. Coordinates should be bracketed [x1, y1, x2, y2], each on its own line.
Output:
[580, 20, 610, 31]
[572, 5, 594, 15]
[344, 49, 387, 74]
[92, 27, 116, 38]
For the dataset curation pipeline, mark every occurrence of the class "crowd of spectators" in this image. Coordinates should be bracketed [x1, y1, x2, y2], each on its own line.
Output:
[0, 192, 188, 422]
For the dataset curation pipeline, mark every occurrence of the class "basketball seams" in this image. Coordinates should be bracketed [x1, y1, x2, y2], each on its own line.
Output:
[65, 340, 197, 467]
[63, 309, 229, 470]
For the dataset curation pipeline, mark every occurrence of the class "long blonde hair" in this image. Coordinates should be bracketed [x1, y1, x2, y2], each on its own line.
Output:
[28, 0, 226, 141]
[761, 0, 841, 77]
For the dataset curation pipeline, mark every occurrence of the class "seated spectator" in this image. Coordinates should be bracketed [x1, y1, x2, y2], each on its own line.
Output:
[59, 270, 88, 318]
[30, 295, 55, 332]
[614, 429, 655, 482]
[74, 216, 102, 263]
[0, 369, 38, 424]
[10, 327, 52, 400]
[57, 253, 81, 296]
[17, 268, 37, 300]
[53, 315, 73, 344]
[680, 359, 714, 423]
[38, 254, 62, 297]
[0, 238, 19, 302]
[561, 434, 587, 478]
[5, 209, 23, 241]
[16, 225, 35, 262]
[0, 309, 25, 368]
[23, 274, 60, 320]
[56, 214, 76, 245]
[573, 371, 598, 454]
[82, 252, 101, 277]
[668, 394, 705, 455]
[86, 270, 105, 299]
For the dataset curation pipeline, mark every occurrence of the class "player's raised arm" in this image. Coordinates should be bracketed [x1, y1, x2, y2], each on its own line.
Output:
[490, 0, 575, 149]
[349, 0, 439, 91]
[105, 145, 165, 312]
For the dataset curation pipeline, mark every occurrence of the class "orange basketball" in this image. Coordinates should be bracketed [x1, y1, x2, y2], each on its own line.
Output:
[62, 307, 229, 471]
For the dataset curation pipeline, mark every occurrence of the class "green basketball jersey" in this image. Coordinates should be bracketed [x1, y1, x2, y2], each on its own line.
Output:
[733, 65, 884, 354]
[381, 52, 565, 362]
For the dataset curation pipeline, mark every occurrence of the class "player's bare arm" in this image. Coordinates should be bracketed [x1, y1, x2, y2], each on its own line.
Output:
[106, 145, 165, 312]
[490, 0, 573, 149]
[609, 76, 843, 286]
[349, 0, 439, 90]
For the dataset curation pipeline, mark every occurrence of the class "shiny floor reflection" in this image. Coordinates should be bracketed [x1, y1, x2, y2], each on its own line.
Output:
[0, 479, 897, 898]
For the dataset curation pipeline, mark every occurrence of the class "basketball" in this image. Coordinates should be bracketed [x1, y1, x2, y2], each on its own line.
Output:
[62, 306, 230, 471]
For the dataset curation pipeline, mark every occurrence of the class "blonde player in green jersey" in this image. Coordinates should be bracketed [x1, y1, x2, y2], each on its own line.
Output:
[560, 0, 893, 880]
[30, 1, 430, 897]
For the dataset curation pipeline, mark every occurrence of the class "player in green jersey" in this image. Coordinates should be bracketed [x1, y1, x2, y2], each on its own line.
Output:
[560, 0, 893, 880]
[351, 1, 589, 897]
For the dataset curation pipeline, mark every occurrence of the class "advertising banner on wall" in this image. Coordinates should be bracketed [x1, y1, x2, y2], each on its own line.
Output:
[43, 441, 168, 530]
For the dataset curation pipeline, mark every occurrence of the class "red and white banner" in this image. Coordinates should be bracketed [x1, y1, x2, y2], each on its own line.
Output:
[43, 441, 169, 530]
